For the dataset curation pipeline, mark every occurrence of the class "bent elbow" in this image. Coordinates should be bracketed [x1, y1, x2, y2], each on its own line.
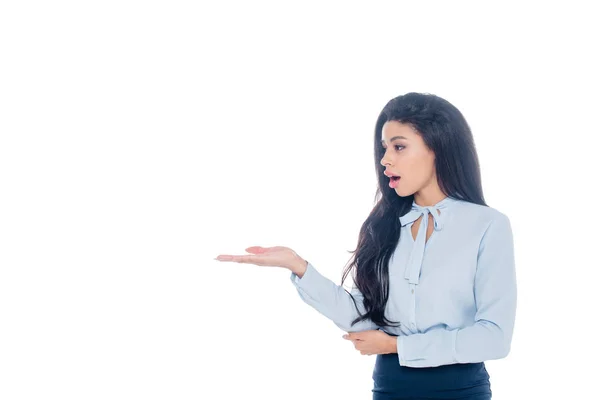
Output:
[499, 339, 511, 359]
[495, 331, 513, 360]
[480, 320, 512, 360]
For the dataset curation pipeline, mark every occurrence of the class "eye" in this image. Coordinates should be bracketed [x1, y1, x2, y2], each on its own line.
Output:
[381, 145, 405, 152]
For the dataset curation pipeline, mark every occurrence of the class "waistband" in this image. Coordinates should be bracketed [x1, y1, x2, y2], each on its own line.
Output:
[373, 353, 489, 387]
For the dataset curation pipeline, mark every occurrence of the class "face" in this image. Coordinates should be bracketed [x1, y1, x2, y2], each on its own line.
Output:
[380, 121, 437, 197]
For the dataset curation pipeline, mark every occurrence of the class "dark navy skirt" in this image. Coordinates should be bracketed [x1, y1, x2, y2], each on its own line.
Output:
[372, 352, 492, 399]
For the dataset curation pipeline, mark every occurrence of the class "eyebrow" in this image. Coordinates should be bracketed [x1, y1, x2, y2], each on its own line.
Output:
[381, 136, 407, 146]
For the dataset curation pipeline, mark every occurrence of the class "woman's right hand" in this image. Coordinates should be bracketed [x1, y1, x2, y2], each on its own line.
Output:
[214, 246, 307, 273]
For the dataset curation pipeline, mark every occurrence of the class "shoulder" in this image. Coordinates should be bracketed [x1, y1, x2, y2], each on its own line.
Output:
[454, 199, 509, 221]
[451, 199, 512, 237]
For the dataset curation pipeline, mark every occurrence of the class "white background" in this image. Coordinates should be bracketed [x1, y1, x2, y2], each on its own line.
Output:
[1, 1, 598, 399]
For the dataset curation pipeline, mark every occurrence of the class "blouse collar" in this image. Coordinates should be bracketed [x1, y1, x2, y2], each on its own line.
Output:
[398, 196, 459, 284]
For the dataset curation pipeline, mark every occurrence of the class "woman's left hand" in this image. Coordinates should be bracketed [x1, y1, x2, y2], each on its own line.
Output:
[342, 329, 397, 356]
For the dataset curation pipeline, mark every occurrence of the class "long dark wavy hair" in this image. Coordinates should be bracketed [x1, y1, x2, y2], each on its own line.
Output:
[341, 92, 488, 329]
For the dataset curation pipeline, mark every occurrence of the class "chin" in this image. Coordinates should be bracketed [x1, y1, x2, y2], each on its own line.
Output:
[394, 186, 416, 198]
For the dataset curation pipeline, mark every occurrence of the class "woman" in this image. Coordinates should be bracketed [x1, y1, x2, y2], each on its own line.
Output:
[215, 92, 517, 400]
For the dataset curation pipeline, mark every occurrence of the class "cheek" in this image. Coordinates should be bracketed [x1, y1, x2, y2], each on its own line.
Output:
[403, 153, 424, 173]
[404, 154, 434, 180]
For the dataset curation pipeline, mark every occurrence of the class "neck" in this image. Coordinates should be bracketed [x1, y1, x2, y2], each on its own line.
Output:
[413, 187, 447, 207]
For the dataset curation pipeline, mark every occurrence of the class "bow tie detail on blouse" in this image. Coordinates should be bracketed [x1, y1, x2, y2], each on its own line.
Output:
[399, 197, 456, 284]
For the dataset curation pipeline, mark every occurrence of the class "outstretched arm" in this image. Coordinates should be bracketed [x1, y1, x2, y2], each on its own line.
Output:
[290, 261, 379, 332]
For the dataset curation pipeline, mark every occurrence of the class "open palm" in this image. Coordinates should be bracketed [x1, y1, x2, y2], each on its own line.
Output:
[215, 245, 305, 270]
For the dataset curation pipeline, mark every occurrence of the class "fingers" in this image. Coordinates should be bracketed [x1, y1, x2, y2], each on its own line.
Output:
[215, 246, 268, 262]
[215, 254, 266, 266]
[215, 254, 252, 263]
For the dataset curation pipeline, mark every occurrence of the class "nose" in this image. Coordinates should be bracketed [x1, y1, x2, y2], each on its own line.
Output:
[380, 154, 390, 167]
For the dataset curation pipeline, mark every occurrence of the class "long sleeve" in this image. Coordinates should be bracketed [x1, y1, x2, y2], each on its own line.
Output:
[290, 262, 379, 332]
[397, 213, 517, 367]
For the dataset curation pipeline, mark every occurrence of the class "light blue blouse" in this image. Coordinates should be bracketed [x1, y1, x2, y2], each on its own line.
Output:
[290, 196, 517, 368]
